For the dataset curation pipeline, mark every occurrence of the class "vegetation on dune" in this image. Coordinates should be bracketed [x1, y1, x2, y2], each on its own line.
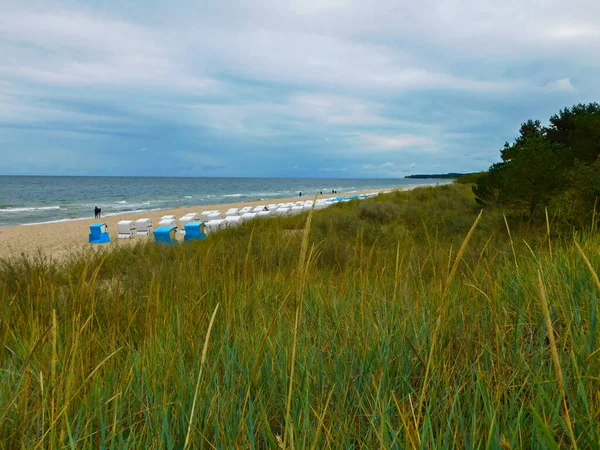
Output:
[1, 183, 600, 448]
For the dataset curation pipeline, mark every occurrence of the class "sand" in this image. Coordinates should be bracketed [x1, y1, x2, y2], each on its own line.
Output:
[0, 188, 395, 260]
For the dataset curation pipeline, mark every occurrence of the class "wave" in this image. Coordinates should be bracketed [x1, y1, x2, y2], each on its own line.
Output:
[20, 208, 163, 226]
[0, 206, 62, 213]
[115, 200, 127, 204]
[22, 217, 89, 226]
[102, 208, 161, 218]
[223, 194, 244, 198]
[184, 196, 193, 199]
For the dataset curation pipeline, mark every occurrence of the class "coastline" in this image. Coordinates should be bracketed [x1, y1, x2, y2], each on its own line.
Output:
[0, 187, 406, 259]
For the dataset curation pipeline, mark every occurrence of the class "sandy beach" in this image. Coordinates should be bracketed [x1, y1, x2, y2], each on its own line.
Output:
[0, 188, 394, 259]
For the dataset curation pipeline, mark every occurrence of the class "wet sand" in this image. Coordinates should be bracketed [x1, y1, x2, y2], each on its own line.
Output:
[0, 188, 394, 259]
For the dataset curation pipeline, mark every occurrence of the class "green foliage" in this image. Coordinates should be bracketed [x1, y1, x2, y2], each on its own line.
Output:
[474, 103, 600, 224]
[454, 171, 488, 184]
[1, 184, 599, 448]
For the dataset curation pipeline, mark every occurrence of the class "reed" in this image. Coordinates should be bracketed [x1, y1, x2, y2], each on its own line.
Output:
[1, 184, 599, 448]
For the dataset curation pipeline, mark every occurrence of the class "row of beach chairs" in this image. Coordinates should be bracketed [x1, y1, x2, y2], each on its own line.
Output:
[90, 193, 382, 244]
[115, 198, 344, 239]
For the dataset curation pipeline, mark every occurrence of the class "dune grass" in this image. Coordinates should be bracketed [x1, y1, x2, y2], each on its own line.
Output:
[1, 184, 599, 448]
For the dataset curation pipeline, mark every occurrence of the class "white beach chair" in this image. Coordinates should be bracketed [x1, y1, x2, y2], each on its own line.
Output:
[241, 212, 257, 222]
[206, 219, 226, 234]
[252, 205, 267, 213]
[117, 220, 136, 239]
[206, 212, 222, 220]
[225, 208, 239, 217]
[257, 210, 271, 218]
[201, 210, 217, 220]
[161, 215, 176, 221]
[135, 218, 153, 236]
[239, 206, 253, 214]
[275, 207, 291, 216]
[291, 206, 305, 215]
[224, 215, 242, 227]
[158, 218, 177, 228]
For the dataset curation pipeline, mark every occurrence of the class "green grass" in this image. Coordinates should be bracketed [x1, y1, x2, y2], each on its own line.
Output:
[1, 184, 599, 448]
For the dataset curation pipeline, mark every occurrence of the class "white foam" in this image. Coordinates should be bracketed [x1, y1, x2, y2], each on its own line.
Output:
[20, 208, 162, 226]
[115, 200, 127, 204]
[0, 206, 62, 213]
[22, 217, 88, 226]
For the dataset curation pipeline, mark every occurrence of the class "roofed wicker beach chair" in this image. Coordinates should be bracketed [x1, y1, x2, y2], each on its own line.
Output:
[117, 220, 136, 239]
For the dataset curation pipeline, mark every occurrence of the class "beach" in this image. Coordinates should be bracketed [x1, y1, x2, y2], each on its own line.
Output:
[0, 188, 393, 259]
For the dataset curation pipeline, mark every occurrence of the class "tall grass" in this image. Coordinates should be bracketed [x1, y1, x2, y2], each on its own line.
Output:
[1, 184, 599, 448]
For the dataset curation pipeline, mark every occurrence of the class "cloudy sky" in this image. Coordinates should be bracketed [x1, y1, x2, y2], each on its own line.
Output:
[0, 0, 598, 177]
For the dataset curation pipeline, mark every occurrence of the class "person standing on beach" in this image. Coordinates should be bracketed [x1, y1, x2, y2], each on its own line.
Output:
[94, 206, 99, 218]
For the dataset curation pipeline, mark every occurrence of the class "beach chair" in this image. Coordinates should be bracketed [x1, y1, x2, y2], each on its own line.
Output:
[179, 213, 199, 230]
[224, 215, 242, 227]
[206, 219, 225, 234]
[241, 212, 257, 222]
[252, 205, 266, 213]
[135, 218, 153, 236]
[201, 210, 217, 220]
[257, 211, 271, 218]
[89, 223, 110, 244]
[239, 207, 253, 214]
[225, 208, 239, 216]
[206, 212, 222, 221]
[117, 220, 136, 239]
[183, 222, 207, 242]
[161, 215, 176, 221]
[274, 207, 291, 216]
[267, 204, 278, 211]
[158, 218, 177, 228]
[291, 206, 304, 215]
[154, 226, 177, 244]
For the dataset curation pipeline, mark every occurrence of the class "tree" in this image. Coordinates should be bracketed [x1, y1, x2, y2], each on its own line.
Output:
[474, 103, 600, 224]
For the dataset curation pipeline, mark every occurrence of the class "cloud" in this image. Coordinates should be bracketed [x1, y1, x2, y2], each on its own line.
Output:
[545, 78, 576, 92]
[357, 133, 436, 151]
[0, 0, 597, 176]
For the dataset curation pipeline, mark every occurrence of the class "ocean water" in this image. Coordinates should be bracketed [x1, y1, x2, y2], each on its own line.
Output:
[0, 176, 445, 227]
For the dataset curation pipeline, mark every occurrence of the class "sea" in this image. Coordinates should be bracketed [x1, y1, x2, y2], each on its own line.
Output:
[0, 176, 445, 227]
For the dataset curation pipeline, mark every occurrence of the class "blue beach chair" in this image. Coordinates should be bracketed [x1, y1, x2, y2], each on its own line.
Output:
[89, 223, 110, 244]
[183, 221, 207, 242]
[154, 226, 178, 244]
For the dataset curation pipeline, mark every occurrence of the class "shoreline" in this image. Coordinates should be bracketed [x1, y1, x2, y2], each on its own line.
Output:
[0, 186, 410, 259]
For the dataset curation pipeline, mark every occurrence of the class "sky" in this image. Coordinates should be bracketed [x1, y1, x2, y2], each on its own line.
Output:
[0, 0, 598, 178]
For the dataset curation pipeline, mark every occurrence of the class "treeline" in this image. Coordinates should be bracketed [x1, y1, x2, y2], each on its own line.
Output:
[473, 103, 600, 225]
[405, 173, 466, 179]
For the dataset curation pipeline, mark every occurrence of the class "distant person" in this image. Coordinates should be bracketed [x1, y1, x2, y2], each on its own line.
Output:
[320, 191, 323, 195]
[332, 189, 334, 194]
[299, 191, 302, 197]
[94, 206, 99, 219]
